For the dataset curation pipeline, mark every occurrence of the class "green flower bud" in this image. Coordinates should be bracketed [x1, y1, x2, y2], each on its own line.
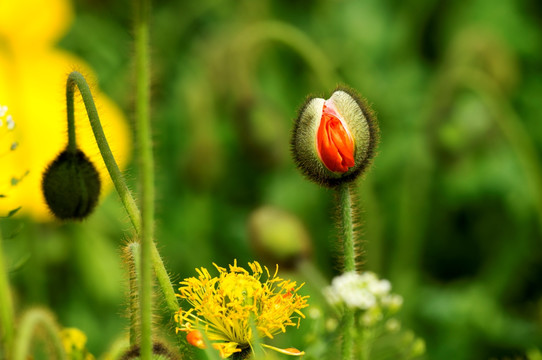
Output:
[291, 87, 378, 187]
[42, 149, 101, 220]
[248, 206, 311, 268]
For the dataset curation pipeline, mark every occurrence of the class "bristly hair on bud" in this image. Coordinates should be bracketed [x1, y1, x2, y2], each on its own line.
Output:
[42, 148, 101, 220]
[120, 341, 181, 360]
[291, 86, 379, 188]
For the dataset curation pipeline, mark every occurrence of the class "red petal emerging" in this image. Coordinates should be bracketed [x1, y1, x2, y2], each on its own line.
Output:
[317, 103, 355, 172]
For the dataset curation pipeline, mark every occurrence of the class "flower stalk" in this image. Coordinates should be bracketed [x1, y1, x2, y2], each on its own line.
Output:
[0, 227, 15, 358]
[125, 242, 142, 346]
[134, 0, 154, 358]
[337, 182, 357, 360]
[13, 308, 66, 360]
[65, 71, 140, 229]
[65, 71, 178, 317]
[338, 183, 357, 273]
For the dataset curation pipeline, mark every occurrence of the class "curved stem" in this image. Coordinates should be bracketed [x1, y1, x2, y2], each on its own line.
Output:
[0, 226, 14, 358]
[13, 308, 66, 360]
[65, 71, 179, 322]
[234, 20, 336, 91]
[337, 182, 357, 360]
[134, 0, 153, 358]
[66, 71, 141, 233]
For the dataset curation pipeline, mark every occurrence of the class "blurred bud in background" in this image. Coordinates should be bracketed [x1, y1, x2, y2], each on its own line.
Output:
[248, 206, 311, 269]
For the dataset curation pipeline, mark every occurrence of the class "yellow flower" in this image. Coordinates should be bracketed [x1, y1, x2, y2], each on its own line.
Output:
[0, 0, 130, 220]
[175, 260, 309, 358]
[60, 327, 96, 360]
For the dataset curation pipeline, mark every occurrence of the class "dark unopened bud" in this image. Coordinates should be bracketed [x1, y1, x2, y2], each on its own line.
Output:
[120, 342, 180, 360]
[42, 149, 101, 220]
[291, 87, 378, 187]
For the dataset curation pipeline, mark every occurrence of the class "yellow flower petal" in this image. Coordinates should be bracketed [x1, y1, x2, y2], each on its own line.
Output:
[0, 0, 73, 51]
[262, 344, 305, 356]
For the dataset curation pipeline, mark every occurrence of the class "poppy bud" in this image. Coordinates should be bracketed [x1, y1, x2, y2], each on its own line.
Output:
[120, 341, 180, 360]
[42, 149, 101, 220]
[248, 206, 311, 269]
[291, 87, 378, 187]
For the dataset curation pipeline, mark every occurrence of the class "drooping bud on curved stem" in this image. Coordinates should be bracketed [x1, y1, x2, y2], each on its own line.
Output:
[291, 86, 378, 187]
[42, 149, 101, 220]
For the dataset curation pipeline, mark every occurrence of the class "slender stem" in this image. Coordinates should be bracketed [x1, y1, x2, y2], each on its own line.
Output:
[13, 308, 66, 360]
[65, 71, 179, 325]
[338, 183, 356, 272]
[134, 0, 153, 358]
[0, 226, 14, 358]
[235, 20, 336, 89]
[337, 182, 357, 360]
[126, 242, 142, 346]
[151, 245, 179, 316]
[66, 71, 141, 233]
[342, 309, 355, 360]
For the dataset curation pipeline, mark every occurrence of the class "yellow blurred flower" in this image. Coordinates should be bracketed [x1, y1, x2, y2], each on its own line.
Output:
[60, 327, 96, 360]
[0, 0, 130, 220]
[175, 260, 309, 358]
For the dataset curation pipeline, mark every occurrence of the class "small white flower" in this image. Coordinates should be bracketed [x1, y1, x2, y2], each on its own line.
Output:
[369, 279, 391, 296]
[323, 286, 342, 306]
[343, 288, 376, 309]
[0, 105, 7, 117]
[382, 294, 403, 311]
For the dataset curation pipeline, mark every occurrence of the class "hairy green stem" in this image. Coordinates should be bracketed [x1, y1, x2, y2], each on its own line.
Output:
[65, 71, 179, 324]
[337, 182, 357, 360]
[13, 308, 66, 360]
[126, 242, 142, 346]
[66, 71, 141, 233]
[134, 0, 154, 358]
[0, 227, 14, 359]
[342, 308, 355, 360]
[338, 183, 356, 272]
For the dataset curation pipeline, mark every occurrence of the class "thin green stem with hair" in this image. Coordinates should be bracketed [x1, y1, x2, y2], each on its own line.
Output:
[338, 183, 357, 272]
[0, 225, 15, 359]
[337, 182, 357, 360]
[13, 308, 66, 360]
[126, 242, 142, 346]
[65, 71, 179, 324]
[134, 0, 154, 358]
[66, 71, 141, 233]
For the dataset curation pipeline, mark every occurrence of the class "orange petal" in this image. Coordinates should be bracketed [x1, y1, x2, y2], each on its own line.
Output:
[317, 103, 354, 173]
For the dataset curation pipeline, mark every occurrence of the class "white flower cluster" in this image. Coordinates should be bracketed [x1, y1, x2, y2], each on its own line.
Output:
[324, 271, 403, 312]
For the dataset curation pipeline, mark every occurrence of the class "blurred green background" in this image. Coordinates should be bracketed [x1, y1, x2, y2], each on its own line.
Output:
[2, 0, 542, 359]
